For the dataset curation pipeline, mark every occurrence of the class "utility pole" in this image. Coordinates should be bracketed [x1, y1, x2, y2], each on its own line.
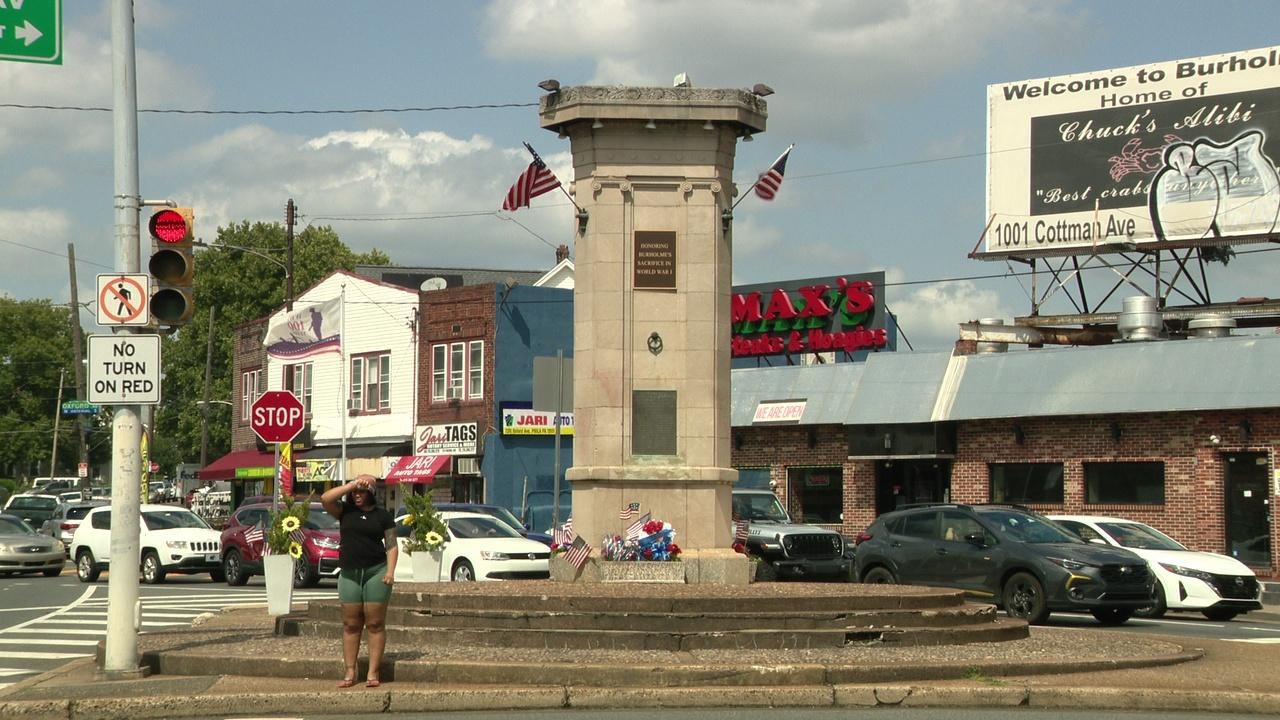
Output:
[200, 304, 217, 466]
[285, 199, 296, 311]
[105, 0, 145, 679]
[67, 244, 89, 490]
[50, 369, 65, 476]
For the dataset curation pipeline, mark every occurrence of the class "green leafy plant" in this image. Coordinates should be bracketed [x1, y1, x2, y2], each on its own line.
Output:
[400, 490, 448, 555]
[266, 494, 311, 557]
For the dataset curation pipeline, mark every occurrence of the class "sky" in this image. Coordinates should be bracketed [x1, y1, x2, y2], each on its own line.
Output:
[2, 0, 1279, 351]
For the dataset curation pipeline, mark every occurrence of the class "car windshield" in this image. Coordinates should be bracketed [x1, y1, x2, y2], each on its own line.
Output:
[447, 516, 522, 540]
[142, 510, 210, 531]
[732, 494, 790, 523]
[304, 510, 339, 531]
[979, 509, 1082, 544]
[0, 517, 35, 535]
[66, 505, 100, 520]
[8, 496, 57, 511]
[483, 507, 526, 532]
[1099, 521, 1186, 551]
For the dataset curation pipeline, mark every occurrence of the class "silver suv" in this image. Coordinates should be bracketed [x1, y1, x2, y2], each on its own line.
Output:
[732, 489, 850, 581]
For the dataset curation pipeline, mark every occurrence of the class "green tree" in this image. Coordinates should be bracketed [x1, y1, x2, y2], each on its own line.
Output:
[153, 222, 389, 469]
[0, 297, 82, 482]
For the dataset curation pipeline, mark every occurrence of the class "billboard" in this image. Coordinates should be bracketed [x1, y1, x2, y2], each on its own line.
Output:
[987, 45, 1280, 255]
[730, 271, 888, 359]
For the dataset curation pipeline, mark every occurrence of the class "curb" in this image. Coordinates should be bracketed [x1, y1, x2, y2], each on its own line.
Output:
[3, 683, 1280, 718]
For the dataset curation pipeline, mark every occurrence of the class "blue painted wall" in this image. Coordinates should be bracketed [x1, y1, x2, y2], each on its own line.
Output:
[481, 284, 573, 531]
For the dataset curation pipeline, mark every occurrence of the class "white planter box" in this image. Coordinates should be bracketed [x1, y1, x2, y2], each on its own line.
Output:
[410, 550, 443, 582]
[264, 554, 295, 615]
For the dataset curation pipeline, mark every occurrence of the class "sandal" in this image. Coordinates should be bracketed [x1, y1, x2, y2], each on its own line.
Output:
[365, 678, 381, 688]
[337, 677, 357, 689]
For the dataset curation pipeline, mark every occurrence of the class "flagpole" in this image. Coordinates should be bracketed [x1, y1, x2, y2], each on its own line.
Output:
[339, 284, 347, 486]
[732, 143, 794, 210]
[522, 141, 586, 217]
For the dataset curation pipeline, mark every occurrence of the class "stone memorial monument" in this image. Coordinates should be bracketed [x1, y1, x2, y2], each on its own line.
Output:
[540, 85, 767, 583]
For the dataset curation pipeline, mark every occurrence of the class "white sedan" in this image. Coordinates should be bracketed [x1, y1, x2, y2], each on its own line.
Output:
[1049, 514, 1263, 621]
[394, 511, 551, 582]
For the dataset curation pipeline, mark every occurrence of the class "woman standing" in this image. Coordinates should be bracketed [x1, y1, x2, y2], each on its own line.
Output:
[321, 473, 398, 688]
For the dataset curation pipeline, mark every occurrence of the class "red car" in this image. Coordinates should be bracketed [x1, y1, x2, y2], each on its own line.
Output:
[219, 502, 340, 587]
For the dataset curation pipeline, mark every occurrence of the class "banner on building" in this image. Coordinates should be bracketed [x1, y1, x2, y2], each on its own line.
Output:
[501, 407, 575, 435]
[415, 422, 479, 455]
[264, 296, 342, 359]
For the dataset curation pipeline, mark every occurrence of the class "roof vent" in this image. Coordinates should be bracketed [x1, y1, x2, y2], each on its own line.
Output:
[976, 318, 1007, 353]
[1117, 296, 1162, 342]
[1187, 315, 1236, 338]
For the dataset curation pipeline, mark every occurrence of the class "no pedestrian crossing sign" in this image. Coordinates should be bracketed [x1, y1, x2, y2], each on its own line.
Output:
[88, 334, 161, 404]
[0, 0, 61, 65]
[96, 274, 150, 326]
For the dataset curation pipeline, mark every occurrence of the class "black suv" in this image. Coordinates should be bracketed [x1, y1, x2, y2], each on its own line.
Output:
[854, 504, 1154, 625]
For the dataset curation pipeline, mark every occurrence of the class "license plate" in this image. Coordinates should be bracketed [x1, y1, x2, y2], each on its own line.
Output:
[206, 554, 220, 563]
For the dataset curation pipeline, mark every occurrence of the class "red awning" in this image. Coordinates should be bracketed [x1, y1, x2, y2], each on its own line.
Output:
[384, 455, 451, 485]
[198, 449, 277, 482]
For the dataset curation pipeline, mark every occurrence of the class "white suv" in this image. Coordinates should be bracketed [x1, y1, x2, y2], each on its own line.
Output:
[72, 504, 224, 584]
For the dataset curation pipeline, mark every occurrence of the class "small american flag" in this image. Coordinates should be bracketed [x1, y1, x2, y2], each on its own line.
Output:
[502, 142, 561, 211]
[619, 502, 640, 520]
[754, 144, 793, 201]
[734, 520, 750, 544]
[244, 524, 264, 548]
[626, 512, 651, 542]
[565, 535, 592, 570]
[554, 517, 575, 546]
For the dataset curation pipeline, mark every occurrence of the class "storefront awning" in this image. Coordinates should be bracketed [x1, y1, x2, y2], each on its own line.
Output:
[199, 449, 277, 482]
[383, 455, 451, 485]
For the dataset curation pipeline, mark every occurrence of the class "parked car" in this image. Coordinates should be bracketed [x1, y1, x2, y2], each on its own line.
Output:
[435, 503, 554, 546]
[854, 504, 1154, 625]
[731, 488, 850, 581]
[220, 501, 341, 588]
[57, 490, 86, 505]
[3, 494, 61, 531]
[0, 513, 64, 577]
[1049, 514, 1263, 621]
[394, 511, 551, 582]
[71, 504, 224, 584]
[39, 500, 109, 554]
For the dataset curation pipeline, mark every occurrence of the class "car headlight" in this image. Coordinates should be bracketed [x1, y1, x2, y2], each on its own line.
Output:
[1159, 563, 1214, 582]
[1047, 557, 1094, 572]
[782, 536, 794, 551]
[312, 536, 340, 550]
[53, 540, 64, 553]
[479, 551, 510, 561]
[164, 540, 188, 550]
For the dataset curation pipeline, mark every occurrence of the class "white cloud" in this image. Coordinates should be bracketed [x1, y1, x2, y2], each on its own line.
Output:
[883, 267, 1012, 352]
[0, 209, 75, 300]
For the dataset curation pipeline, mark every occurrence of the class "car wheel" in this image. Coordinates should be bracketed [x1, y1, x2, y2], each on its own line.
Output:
[1133, 581, 1167, 619]
[141, 551, 165, 584]
[293, 558, 319, 588]
[861, 566, 897, 584]
[42, 566, 62, 578]
[1091, 607, 1133, 625]
[76, 549, 100, 583]
[1002, 571, 1049, 624]
[223, 549, 249, 586]
[452, 559, 475, 582]
[1203, 608, 1240, 622]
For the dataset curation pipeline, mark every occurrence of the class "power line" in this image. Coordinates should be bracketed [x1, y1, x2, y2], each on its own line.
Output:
[0, 102, 538, 115]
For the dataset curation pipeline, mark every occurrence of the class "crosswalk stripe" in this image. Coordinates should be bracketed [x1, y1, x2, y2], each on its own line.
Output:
[9, 629, 108, 636]
[0, 650, 86, 660]
[0, 638, 98, 647]
[1226, 638, 1280, 644]
[0, 668, 38, 676]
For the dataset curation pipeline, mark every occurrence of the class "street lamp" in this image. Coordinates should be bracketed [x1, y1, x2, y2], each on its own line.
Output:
[193, 239, 293, 308]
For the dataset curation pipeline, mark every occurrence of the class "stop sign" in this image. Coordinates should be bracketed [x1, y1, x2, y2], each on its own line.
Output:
[250, 391, 306, 444]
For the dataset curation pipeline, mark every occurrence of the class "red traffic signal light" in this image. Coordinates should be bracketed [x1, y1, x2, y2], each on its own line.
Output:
[148, 209, 189, 244]
[148, 207, 195, 326]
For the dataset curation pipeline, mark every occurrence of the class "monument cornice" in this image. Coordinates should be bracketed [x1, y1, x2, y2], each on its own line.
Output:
[540, 86, 767, 134]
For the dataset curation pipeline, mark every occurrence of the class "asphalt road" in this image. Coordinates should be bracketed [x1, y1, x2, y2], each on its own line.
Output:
[1038, 608, 1280, 641]
[0, 563, 337, 689]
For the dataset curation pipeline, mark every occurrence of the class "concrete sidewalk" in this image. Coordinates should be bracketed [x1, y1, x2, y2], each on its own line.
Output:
[0, 605, 1278, 719]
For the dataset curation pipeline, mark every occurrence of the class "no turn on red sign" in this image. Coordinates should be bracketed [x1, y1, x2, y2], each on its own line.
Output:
[87, 334, 161, 404]
[96, 274, 150, 326]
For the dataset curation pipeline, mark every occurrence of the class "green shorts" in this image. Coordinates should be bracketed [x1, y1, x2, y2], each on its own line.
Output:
[337, 562, 392, 605]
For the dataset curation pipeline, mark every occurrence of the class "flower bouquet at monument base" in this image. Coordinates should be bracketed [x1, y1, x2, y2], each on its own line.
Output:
[266, 494, 311, 559]
[400, 490, 448, 555]
[603, 518, 682, 562]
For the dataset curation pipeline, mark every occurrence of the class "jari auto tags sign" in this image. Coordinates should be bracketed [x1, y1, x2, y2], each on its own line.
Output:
[731, 272, 888, 359]
[501, 408, 575, 435]
[415, 422, 478, 455]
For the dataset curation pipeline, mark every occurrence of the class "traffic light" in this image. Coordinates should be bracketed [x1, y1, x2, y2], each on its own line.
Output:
[147, 207, 195, 327]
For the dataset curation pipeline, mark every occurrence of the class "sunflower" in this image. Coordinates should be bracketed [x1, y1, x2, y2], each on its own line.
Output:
[424, 531, 444, 548]
[288, 542, 303, 559]
[402, 514, 416, 525]
[280, 516, 301, 533]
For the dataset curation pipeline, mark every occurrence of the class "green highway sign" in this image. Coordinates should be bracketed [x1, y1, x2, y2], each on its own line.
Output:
[0, 0, 61, 65]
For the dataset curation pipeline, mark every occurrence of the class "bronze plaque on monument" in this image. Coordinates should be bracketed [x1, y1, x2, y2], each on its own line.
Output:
[633, 231, 676, 290]
[632, 390, 677, 455]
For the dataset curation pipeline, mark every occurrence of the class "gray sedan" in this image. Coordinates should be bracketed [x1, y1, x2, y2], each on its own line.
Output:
[0, 514, 64, 577]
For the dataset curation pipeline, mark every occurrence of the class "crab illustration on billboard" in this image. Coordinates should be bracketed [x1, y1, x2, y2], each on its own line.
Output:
[986, 45, 1280, 255]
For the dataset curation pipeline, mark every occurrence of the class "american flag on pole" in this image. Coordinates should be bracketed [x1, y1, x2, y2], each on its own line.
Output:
[619, 502, 640, 520]
[502, 142, 562, 211]
[244, 524, 264, 548]
[626, 512, 651, 542]
[734, 520, 750, 544]
[565, 535, 592, 570]
[753, 144, 794, 201]
[553, 517, 575, 546]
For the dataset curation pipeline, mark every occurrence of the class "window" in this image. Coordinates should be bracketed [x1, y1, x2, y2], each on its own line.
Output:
[91, 510, 111, 530]
[1084, 462, 1165, 504]
[350, 352, 391, 413]
[1055, 519, 1105, 544]
[989, 463, 1064, 504]
[284, 362, 313, 414]
[734, 468, 772, 490]
[432, 344, 447, 401]
[901, 510, 936, 539]
[786, 466, 843, 524]
[431, 340, 484, 403]
[940, 509, 990, 544]
[240, 368, 261, 422]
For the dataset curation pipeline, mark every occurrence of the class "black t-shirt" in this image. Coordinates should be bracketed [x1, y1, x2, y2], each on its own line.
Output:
[338, 501, 395, 570]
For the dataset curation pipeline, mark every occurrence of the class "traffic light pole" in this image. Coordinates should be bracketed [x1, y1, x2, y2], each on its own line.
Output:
[104, 0, 145, 679]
